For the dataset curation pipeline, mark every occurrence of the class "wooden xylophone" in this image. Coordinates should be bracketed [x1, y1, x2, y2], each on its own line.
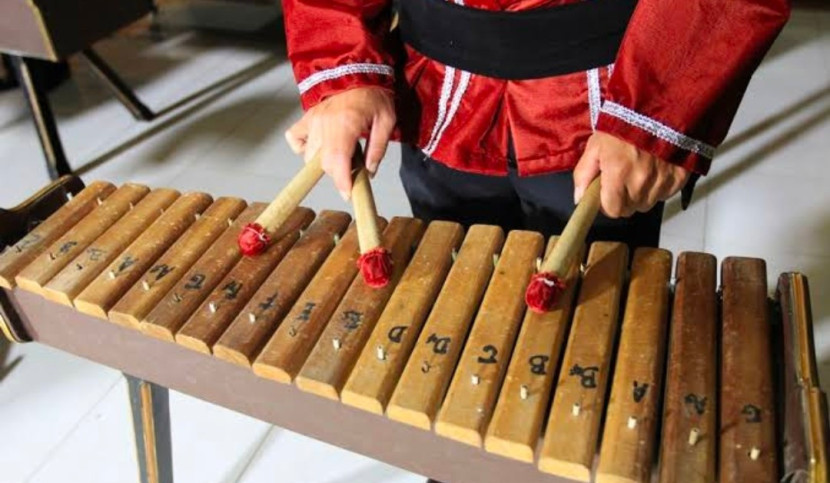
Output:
[1, 178, 828, 483]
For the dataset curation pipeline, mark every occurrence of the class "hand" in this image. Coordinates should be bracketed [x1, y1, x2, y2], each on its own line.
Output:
[573, 132, 691, 218]
[285, 87, 396, 200]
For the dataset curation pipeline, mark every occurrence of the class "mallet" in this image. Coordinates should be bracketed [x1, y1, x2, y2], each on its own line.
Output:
[351, 155, 392, 288]
[525, 177, 601, 312]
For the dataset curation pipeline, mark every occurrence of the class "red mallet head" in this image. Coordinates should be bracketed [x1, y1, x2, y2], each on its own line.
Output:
[525, 272, 567, 313]
[357, 247, 393, 288]
[238, 223, 270, 257]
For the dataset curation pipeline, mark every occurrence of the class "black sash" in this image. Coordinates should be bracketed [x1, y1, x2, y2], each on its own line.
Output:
[398, 0, 636, 80]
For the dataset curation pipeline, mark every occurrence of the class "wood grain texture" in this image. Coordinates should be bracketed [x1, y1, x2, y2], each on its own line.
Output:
[596, 248, 672, 483]
[657, 252, 718, 483]
[213, 211, 351, 367]
[484, 237, 582, 462]
[41, 189, 179, 307]
[108, 198, 247, 329]
[139, 203, 265, 341]
[15, 184, 150, 296]
[0, 181, 116, 289]
[73, 192, 214, 319]
[538, 242, 628, 482]
[720, 257, 777, 483]
[251, 221, 385, 383]
[434, 230, 544, 447]
[294, 217, 425, 400]
[175, 208, 315, 354]
[387, 225, 504, 430]
[341, 221, 464, 414]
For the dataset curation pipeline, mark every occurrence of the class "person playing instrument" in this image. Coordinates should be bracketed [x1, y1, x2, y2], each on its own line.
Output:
[281, 0, 789, 249]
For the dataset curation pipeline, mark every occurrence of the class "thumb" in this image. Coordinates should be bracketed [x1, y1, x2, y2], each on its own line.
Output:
[573, 138, 601, 204]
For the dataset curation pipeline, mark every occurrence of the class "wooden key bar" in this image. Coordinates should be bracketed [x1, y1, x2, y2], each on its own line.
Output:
[212, 211, 352, 367]
[140, 203, 265, 341]
[387, 225, 504, 430]
[0, 181, 116, 289]
[720, 257, 777, 482]
[14, 183, 146, 294]
[251, 221, 379, 384]
[435, 230, 544, 447]
[41, 189, 180, 307]
[484, 237, 582, 463]
[175, 208, 315, 353]
[73, 192, 214, 319]
[657, 252, 718, 483]
[294, 217, 425, 400]
[341, 221, 464, 414]
[108, 198, 248, 329]
[538, 241, 628, 482]
[596, 248, 672, 483]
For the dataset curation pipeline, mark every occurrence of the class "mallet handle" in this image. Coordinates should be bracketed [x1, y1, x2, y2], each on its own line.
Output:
[255, 152, 324, 232]
[352, 167, 382, 253]
[539, 178, 601, 276]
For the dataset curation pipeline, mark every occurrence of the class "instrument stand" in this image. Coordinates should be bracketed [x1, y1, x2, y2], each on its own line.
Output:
[126, 375, 174, 483]
[9, 50, 157, 181]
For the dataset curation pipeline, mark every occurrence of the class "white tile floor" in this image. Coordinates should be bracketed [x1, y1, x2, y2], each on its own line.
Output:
[0, 3, 828, 483]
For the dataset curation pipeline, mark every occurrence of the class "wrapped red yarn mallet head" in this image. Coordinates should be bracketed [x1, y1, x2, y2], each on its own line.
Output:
[525, 271, 567, 313]
[238, 223, 270, 256]
[357, 246, 393, 288]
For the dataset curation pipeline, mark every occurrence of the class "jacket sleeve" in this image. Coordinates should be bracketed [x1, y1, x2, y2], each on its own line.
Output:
[283, 0, 396, 110]
[595, 0, 790, 175]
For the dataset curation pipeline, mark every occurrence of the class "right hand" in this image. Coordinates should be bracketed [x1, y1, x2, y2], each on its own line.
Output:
[285, 87, 396, 200]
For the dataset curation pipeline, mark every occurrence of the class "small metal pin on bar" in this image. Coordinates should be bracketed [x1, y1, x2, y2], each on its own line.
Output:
[208, 301, 217, 313]
[228, 218, 234, 227]
[520, 385, 529, 400]
[749, 447, 761, 460]
[451, 249, 458, 263]
[471, 374, 480, 385]
[627, 416, 638, 429]
[141, 280, 151, 291]
[688, 428, 700, 446]
[248, 313, 257, 323]
[332, 338, 342, 350]
[96, 197, 103, 206]
[572, 403, 581, 416]
[194, 213, 201, 221]
[65, 191, 74, 201]
[129, 202, 135, 210]
[172, 293, 183, 303]
[108, 270, 117, 280]
[376, 345, 386, 361]
[421, 361, 430, 374]
[579, 263, 587, 275]
[333, 233, 341, 245]
[536, 257, 542, 272]
[492, 254, 500, 267]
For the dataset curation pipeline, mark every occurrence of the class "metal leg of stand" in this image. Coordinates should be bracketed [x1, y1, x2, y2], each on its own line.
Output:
[10, 56, 72, 181]
[81, 49, 156, 122]
[126, 374, 174, 483]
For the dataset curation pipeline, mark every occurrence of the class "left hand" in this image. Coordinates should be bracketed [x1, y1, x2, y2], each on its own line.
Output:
[573, 132, 691, 218]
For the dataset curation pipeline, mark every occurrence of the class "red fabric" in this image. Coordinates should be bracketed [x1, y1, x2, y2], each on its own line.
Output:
[525, 272, 567, 313]
[283, 0, 789, 177]
[238, 223, 270, 257]
[357, 247, 393, 288]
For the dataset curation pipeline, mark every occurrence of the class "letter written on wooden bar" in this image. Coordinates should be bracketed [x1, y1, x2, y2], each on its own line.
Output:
[538, 241, 628, 482]
[341, 221, 464, 414]
[175, 208, 315, 354]
[294, 217, 425, 400]
[387, 225, 504, 430]
[108, 197, 248, 328]
[720, 257, 777, 483]
[484, 237, 582, 463]
[212, 211, 352, 367]
[596, 248, 672, 483]
[140, 203, 266, 341]
[14, 183, 148, 294]
[251, 221, 378, 384]
[435, 230, 544, 447]
[74, 192, 214, 319]
[0, 181, 116, 289]
[41, 189, 180, 307]
[657, 252, 717, 483]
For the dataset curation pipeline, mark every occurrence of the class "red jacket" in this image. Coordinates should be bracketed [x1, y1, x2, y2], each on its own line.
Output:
[284, 0, 789, 177]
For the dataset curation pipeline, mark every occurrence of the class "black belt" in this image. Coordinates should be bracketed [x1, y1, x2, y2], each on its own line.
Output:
[399, 0, 636, 80]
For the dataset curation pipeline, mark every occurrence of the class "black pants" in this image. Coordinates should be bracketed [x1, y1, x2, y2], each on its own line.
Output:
[398, 144, 663, 250]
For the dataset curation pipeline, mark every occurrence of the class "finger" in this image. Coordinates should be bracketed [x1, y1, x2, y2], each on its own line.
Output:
[573, 137, 601, 204]
[365, 113, 395, 174]
[321, 122, 359, 201]
[303, 116, 322, 165]
[599, 170, 629, 219]
[286, 115, 310, 155]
